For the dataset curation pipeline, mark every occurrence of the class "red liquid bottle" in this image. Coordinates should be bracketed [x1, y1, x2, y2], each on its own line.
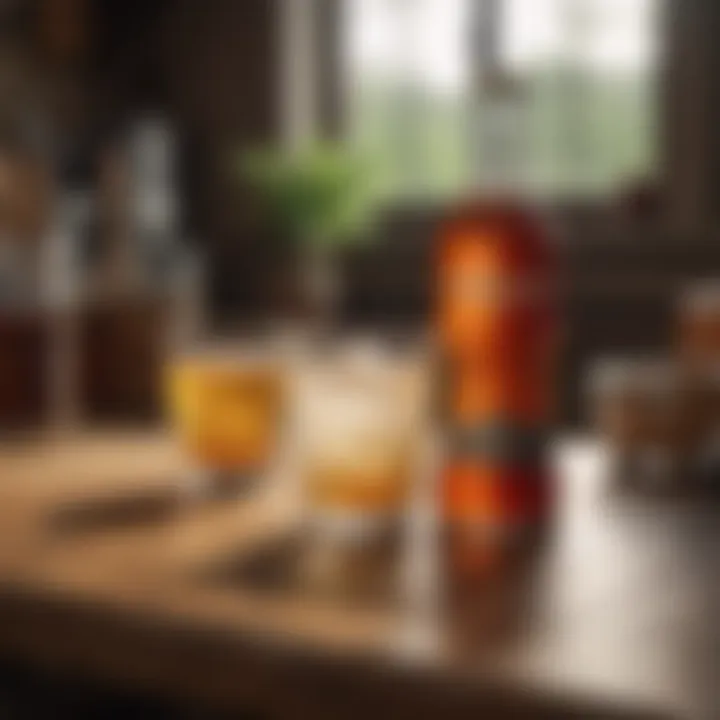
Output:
[435, 201, 557, 548]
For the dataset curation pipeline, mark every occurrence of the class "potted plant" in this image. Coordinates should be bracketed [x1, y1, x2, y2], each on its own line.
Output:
[239, 143, 376, 332]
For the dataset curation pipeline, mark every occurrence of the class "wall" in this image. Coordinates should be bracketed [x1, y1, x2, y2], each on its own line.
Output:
[159, 0, 283, 318]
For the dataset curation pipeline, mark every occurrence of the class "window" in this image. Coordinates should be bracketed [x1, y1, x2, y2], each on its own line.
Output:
[344, 0, 660, 200]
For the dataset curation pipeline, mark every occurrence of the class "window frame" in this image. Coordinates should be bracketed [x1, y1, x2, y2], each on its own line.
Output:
[337, 0, 662, 212]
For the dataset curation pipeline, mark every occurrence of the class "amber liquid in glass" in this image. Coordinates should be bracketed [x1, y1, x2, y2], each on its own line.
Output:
[167, 358, 283, 473]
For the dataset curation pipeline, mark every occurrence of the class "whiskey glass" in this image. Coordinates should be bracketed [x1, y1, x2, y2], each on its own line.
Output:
[165, 344, 285, 497]
[293, 341, 428, 543]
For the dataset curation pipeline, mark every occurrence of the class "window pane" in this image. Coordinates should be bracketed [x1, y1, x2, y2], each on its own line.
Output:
[344, 0, 472, 199]
[499, 0, 659, 195]
[344, 0, 659, 199]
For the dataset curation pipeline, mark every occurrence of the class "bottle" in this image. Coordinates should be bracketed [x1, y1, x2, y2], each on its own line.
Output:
[435, 201, 557, 547]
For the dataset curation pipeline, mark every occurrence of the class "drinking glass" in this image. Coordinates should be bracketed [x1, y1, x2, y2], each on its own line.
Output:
[294, 341, 428, 541]
[165, 345, 285, 496]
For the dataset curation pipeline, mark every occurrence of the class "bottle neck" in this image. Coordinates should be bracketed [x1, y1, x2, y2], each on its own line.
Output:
[471, 85, 530, 202]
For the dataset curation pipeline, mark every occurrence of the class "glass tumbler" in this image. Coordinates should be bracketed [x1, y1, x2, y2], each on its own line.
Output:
[165, 345, 285, 497]
[294, 343, 428, 542]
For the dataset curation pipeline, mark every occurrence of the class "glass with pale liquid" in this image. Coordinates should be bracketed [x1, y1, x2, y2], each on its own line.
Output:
[294, 343, 428, 540]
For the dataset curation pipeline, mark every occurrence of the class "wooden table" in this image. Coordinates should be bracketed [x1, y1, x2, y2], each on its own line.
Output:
[0, 433, 717, 719]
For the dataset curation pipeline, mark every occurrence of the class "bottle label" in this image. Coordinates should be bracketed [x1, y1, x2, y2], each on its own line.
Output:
[446, 421, 546, 468]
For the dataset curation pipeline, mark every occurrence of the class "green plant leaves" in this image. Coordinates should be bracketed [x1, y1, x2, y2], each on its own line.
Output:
[238, 144, 377, 250]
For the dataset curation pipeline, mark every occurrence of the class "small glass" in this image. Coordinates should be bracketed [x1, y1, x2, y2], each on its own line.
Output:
[294, 341, 428, 542]
[587, 358, 702, 486]
[678, 283, 720, 441]
[679, 282, 720, 370]
[165, 345, 285, 497]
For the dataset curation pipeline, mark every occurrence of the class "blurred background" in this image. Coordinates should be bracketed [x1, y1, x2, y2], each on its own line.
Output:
[3, 1, 720, 718]
[0, 0, 695, 432]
